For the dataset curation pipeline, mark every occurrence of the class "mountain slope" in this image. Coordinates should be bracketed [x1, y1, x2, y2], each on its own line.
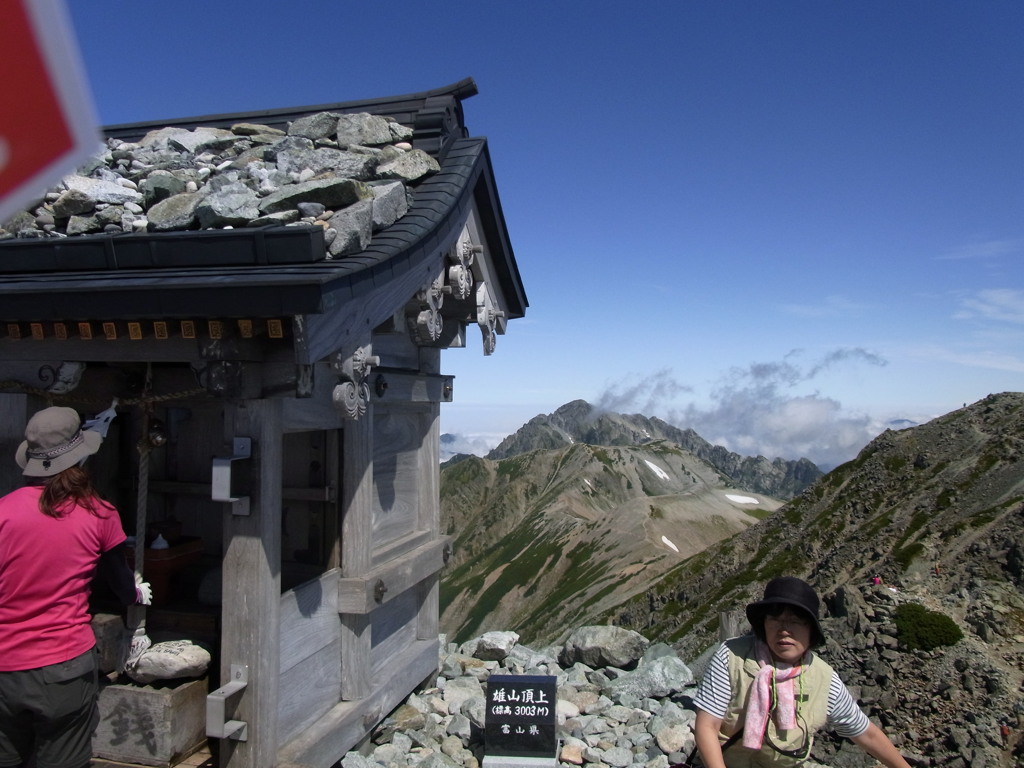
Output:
[487, 400, 823, 500]
[439, 439, 781, 644]
[604, 392, 1024, 766]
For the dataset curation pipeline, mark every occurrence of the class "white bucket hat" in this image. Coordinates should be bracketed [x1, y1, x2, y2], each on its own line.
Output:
[16, 406, 103, 477]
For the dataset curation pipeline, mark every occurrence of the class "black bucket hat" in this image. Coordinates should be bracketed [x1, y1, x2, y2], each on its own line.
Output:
[746, 576, 825, 647]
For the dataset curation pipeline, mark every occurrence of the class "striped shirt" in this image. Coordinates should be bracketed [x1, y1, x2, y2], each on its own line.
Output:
[693, 642, 870, 740]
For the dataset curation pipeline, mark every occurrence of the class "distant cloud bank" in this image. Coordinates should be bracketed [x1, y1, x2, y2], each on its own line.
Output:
[443, 347, 926, 470]
[596, 348, 895, 469]
[440, 432, 503, 462]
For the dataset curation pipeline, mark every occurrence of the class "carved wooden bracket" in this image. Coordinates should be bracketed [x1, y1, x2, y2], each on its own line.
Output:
[408, 270, 449, 344]
[476, 282, 504, 356]
[331, 345, 379, 420]
[449, 240, 479, 301]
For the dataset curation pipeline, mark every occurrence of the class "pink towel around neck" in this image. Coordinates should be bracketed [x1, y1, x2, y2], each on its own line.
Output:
[743, 639, 803, 750]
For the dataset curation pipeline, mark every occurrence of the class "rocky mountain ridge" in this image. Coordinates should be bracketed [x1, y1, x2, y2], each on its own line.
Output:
[440, 399, 828, 646]
[487, 400, 823, 500]
[440, 438, 783, 645]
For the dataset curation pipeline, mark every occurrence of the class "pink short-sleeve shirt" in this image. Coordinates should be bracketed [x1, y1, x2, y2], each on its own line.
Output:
[0, 485, 126, 670]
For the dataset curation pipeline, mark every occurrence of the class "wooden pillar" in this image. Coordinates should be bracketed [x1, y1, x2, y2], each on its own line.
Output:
[417, 410, 441, 639]
[339, 403, 373, 700]
[0, 394, 28, 492]
[218, 399, 282, 768]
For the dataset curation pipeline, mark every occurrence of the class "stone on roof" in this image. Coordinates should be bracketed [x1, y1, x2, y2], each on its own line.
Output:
[0, 112, 438, 259]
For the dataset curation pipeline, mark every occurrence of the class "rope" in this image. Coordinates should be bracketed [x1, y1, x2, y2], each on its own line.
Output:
[135, 415, 151, 581]
[124, 365, 155, 670]
[0, 380, 205, 408]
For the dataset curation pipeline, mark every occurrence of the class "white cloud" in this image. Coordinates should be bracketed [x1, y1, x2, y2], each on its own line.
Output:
[779, 295, 870, 318]
[440, 432, 503, 461]
[939, 239, 1024, 261]
[955, 289, 1024, 325]
[596, 348, 891, 468]
[594, 368, 691, 415]
[912, 343, 1024, 374]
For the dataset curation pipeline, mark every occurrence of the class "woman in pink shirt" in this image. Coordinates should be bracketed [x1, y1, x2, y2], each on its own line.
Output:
[0, 406, 151, 768]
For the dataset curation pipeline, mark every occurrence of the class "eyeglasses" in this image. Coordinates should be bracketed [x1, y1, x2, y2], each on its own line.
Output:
[764, 614, 811, 630]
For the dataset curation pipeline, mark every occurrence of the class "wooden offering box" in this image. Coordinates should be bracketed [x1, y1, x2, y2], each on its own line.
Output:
[94, 675, 208, 767]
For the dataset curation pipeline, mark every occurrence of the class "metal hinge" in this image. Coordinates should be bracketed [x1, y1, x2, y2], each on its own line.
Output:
[207, 664, 248, 741]
[212, 437, 251, 516]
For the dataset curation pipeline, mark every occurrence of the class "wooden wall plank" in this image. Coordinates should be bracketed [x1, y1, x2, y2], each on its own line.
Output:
[416, 359, 442, 642]
[279, 570, 340, 675]
[370, 588, 416, 679]
[339, 403, 372, 700]
[218, 400, 282, 768]
[276, 639, 439, 768]
[277, 638, 342, 747]
[371, 409, 422, 549]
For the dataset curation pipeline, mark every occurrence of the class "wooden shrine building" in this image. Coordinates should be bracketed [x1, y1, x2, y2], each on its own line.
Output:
[0, 78, 526, 768]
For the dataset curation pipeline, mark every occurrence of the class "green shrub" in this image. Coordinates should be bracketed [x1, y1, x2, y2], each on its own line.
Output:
[894, 541, 925, 570]
[893, 603, 963, 651]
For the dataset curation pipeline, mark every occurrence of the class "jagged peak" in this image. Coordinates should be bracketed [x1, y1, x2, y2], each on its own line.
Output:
[486, 400, 822, 500]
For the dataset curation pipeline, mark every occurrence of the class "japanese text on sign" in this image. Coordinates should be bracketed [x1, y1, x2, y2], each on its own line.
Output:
[485, 675, 557, 759]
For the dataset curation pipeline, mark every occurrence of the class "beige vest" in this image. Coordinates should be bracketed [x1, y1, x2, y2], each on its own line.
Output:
[719, 635, 832, 768]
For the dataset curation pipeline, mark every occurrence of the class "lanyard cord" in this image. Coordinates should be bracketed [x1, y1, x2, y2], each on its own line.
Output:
[765, 660, 811, 760]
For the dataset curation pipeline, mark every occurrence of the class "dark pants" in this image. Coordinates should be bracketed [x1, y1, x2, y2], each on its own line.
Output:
[0, 649, 98, 768]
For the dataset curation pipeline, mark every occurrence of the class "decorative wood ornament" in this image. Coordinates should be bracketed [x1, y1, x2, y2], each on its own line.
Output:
[331, 345, 379, 420]
[476, 282, 503, 356]
[448, 240, 479, 301]
[409, 270, 448, 344]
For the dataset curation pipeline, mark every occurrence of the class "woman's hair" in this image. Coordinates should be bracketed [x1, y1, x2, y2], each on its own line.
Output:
[36, 465, 109, 519]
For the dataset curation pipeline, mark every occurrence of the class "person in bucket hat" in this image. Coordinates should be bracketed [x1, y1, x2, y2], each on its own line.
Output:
[16, 405, 104, 477]
[0, 406, 151, 768]
[691, 577, 911, 768]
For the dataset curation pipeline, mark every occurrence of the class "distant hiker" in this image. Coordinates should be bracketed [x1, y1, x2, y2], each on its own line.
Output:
[933, 561, 941, 576]
[1000, 722, 1010, 746]
[693, 576, 912, 768]
[872, 575, 882, 586]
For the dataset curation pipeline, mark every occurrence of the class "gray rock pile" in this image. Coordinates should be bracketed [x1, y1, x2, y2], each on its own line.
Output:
[1, 112, 439, 259]
[343, 600, 1023, 768]
[343, 626, 770, 768]
[818, 582, 1023, 768]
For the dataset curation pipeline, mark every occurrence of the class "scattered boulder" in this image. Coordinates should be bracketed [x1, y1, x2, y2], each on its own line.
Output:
[196, 182, 261, 228]
[336, 113, 394, 147]
[461, 631, 520, 662]
[62, 175, 142, 206]
[377, 148, 440, 182]
[288, 112, 341, 142]
[559, 625, 650, 669]
[147, 191, 207, 231]
[51, 188, 96, 218]
[259, 177, 371, 215]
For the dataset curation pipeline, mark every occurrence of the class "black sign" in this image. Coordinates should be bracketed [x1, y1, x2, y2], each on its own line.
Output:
[485, 674, 557, 758]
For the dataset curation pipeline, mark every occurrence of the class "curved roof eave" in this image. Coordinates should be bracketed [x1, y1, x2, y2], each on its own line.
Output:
[101, 78, 480, 141]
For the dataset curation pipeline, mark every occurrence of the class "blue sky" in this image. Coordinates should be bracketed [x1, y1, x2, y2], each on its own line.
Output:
[65, 1, 1023, 468]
